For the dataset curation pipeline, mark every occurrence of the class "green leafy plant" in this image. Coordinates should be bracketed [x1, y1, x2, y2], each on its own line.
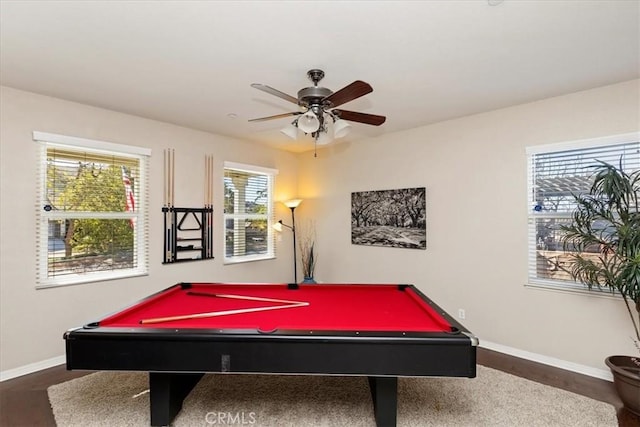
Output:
[560, 160, 640, 349]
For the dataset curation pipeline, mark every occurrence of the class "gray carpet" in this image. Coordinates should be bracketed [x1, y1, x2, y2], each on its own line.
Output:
[48, 365, 616, 426]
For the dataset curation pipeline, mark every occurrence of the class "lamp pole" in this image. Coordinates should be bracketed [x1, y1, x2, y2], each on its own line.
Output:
[281, 199, 302, 284]
[290, 206, 297, 284]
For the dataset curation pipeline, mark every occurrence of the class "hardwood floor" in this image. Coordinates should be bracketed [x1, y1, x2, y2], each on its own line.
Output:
[0, 348, 638, 426]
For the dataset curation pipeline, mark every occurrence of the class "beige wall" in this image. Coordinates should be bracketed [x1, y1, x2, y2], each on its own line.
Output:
[0, 86, 299, 372]
[297, 79, 640, 372]
[1, 80, 639, 377]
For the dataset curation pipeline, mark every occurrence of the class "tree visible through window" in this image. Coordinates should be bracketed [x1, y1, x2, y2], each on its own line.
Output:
[223, 162, 276, 263]
[527, 133, 639, 290]
[35, 132, 150, 287]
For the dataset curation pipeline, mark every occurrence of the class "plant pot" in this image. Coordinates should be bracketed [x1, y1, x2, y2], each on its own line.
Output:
[301, 277, 316, 284]
[606, 355, 640, 416]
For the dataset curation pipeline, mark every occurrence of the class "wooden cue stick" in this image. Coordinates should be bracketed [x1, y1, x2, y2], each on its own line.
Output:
[204, 155, 208, 257]
[208, 155, 212, 205]
[171, 148, 175, 206]
[205, 155, 212, 258]
[186, 291, 308, 306]
[203, 155, 211, 258]
[140, 302, 309, 324]
[167, 148, 176, 262]
[206, 155, 213, 258]
[170, 149, 175, 261]
[163, 149, 170, 262]
[209, 155, 213, 257]
[209, 155, 212, 205]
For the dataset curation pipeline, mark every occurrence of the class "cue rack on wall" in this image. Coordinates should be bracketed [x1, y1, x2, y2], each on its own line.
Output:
[162, 149, 214, 264]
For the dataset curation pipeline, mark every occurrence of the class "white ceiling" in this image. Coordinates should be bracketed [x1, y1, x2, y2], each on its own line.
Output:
[1, 1, 638, 153]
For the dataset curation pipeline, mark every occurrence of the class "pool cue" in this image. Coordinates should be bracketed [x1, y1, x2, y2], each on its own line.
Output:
[163, 149, 170, 263]
[169, 149, 175, 262]
[186, 291, 308, 306]
[170, 148, 174, 208]
[140, 302, 309, 324]
[204, 155, 208, 259]
[208, 155, 213, 258]
[204, 155, 213, 259]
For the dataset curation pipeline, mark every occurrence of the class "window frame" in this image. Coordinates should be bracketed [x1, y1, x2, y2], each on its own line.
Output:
[223, 161, 277, 265]
[526, 131, 640, 293]
[33, 131, 151, 288]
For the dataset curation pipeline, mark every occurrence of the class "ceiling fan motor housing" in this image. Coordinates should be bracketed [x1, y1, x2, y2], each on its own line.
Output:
[297, 86, 333, 108]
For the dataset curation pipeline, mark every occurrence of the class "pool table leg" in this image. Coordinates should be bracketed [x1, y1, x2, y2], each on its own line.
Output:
[149, 372, 204, 426]
[368, 376, 398, 427]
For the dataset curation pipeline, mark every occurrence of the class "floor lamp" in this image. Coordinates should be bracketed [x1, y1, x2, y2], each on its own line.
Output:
[273, 199, 302, 283]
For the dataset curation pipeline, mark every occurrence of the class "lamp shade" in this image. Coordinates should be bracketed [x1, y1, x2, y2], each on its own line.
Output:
[333, 119, 351, 139]
[272, 221, 283, 232]
[280, 123, 299, 139]
[283, 199, 302, 209]
[298, 111, 320, 133]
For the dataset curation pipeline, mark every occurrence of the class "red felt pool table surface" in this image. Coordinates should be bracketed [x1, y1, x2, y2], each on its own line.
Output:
[99, 283, 453, 333]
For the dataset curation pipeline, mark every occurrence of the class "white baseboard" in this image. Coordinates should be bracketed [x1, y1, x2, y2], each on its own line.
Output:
[480, 340, 613, 382]
[0, 355, 65, 382]
[0, 343, 614, 383]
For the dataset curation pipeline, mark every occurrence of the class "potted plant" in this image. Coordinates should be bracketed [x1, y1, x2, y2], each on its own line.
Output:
[560, 160, 640, 416]
[298, 220, 317, 283]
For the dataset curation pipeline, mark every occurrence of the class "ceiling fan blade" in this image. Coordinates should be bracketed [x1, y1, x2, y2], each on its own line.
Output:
[323, 80, 372, 108]
[251, 83, 299, 105]
[248, 112, 301, 122]
[333, 109, 386, 126]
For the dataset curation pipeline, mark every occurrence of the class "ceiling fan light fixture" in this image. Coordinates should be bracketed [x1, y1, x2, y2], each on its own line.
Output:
[280, 122, 299, 139]
[298, 110, 320, 133]
[333, 119, 351, 139]
[316, 130, 333, 146]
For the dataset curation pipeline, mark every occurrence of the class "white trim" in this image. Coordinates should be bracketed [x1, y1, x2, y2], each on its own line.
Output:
[480, 340, 613, 381]
[525, 279, 622, 300]
[33, 131, 152, 156]
[223, 254, 276, 265]
[224, 161, 279, 176]
[36, 271, 148, 289]
[526, 131, 639, 155]
[0, 355, 65, 382]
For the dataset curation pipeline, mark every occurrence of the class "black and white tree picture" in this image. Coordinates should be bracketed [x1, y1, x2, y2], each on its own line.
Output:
[351, 187, 426, 249]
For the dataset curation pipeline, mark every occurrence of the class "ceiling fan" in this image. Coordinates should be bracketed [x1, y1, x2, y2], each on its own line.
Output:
[249, 69, 386, 145]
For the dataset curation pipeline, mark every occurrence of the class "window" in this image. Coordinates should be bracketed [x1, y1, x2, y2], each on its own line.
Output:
[34, 132, 150, 287]
[223, 162, 277, 263]
[527, 132, 639, 291]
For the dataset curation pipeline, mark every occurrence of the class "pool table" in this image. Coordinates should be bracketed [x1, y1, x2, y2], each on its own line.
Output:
[64, 282, 478, 427]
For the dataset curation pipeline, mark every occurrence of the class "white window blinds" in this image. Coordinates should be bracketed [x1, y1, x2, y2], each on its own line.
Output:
[526, 132, 640, 290]
[223, 162, 277, 263]
[34, 132, 150, 287]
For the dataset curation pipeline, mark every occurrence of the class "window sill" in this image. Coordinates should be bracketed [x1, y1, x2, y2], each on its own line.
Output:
[36, 270, 148, 290]
[223, 255, 275, 265]
[525, 280, 620, 300]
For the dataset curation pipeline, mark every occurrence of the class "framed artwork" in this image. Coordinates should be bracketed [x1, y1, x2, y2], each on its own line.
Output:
[351, 187, 426, 249]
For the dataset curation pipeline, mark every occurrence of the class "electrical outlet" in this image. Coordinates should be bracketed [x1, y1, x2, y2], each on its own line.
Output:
[458, 309, 466, 320]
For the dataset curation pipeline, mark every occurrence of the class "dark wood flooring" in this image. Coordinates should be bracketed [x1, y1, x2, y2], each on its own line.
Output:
[0, 348, 638, 426]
